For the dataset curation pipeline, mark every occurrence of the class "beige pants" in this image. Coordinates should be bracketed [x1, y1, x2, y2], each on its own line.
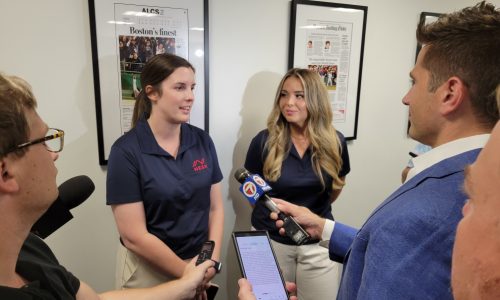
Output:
[115, 242, 175, 289]
[271, 240, 342, 300]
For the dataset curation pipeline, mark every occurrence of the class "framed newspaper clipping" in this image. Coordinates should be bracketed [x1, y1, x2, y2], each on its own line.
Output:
[289, 0, 367, 140]
[89, 0, 209, 165]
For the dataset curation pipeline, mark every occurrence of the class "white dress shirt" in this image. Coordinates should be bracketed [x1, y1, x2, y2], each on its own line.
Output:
[320, 134, 490, 245]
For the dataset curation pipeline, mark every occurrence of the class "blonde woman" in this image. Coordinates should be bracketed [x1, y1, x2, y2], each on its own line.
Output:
[244, 68, 350, 300]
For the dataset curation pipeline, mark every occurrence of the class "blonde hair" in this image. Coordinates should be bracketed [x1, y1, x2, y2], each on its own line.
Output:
[263, 68, 344, 190]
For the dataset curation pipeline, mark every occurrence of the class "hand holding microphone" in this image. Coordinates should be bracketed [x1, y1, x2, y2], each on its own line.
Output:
[234, 168, 310, 245]
[270, 198, 326, 241]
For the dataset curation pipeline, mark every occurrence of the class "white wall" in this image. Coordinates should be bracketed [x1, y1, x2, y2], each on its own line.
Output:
[0, 0, 494, 299]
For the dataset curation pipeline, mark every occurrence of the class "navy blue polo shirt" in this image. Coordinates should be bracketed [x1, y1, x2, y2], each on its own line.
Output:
[244, 130, 350, 245]
[106, 119, 223, 259]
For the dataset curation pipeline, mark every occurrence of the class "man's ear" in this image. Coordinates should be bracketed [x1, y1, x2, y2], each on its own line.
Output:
[438, 76, 467, 116]
[0, 160, 20, 194]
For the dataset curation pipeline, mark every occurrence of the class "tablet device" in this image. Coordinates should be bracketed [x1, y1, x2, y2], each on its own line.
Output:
[232, 230, 289, 300]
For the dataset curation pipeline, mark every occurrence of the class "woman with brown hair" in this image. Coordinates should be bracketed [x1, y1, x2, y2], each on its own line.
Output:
[106, 54, 224, 295]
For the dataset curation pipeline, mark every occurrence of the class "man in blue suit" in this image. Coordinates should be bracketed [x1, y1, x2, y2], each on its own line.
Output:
[264, 2, 500, 300]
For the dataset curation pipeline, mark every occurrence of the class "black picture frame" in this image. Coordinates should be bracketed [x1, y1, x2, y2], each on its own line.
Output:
[289, 0, 367, 140]
[88, 0, 209, 165]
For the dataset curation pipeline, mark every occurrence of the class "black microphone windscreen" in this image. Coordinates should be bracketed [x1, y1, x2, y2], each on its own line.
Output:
[31, 198, 72, 239]
[234, 168, 251, 183]
[58, 175, 95, 209]
[31, 175, 95, 238]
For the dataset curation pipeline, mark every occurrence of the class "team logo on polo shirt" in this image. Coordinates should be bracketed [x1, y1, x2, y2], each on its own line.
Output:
[192, 158, 208, 172]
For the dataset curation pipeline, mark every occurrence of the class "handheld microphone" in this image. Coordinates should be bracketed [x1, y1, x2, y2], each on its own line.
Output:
[234, 168, 310, 245]
[31, 175, 95, 238]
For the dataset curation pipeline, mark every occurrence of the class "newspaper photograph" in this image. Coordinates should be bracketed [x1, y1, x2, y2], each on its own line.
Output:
[113, 4, 189, 133]
[304, 21, 353, 123]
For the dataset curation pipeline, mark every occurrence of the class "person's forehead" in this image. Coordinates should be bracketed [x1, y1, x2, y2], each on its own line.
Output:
[470, 122, 500, 200]
[410, 58, 426, 79]
[25, 109, 47, 137]
[282, 76, 303, 90]
[477, 123, 500, 170]
[164, 67, 195, 85]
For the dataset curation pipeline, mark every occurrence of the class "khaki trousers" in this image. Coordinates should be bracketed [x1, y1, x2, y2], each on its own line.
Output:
[115, 242, 177, 289]
[271, 240, 342, 300]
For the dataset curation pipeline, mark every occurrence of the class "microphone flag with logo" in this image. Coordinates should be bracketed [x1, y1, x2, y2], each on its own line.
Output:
[238, 173, 272, 205]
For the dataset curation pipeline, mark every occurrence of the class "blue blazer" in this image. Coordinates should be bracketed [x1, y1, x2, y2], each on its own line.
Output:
[329, 149, 481, 300]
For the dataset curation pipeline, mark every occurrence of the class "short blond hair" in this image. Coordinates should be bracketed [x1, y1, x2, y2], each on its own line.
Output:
[0, 73, 37, 157]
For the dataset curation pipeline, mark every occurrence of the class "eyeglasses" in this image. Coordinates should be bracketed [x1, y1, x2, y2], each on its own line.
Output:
[5, 128, 65, 155]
